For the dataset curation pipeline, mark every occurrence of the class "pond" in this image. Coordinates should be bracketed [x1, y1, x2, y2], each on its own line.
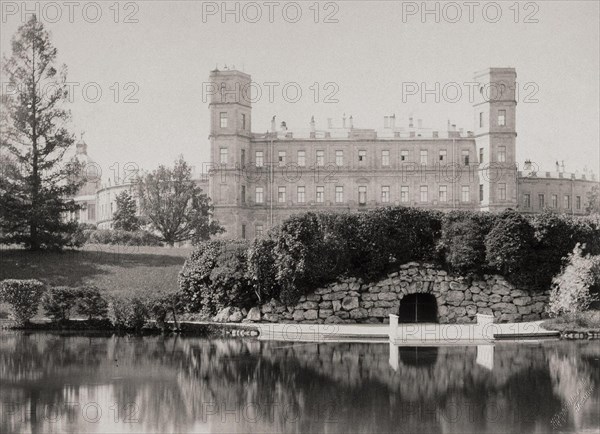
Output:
[0, 332, 598, 433]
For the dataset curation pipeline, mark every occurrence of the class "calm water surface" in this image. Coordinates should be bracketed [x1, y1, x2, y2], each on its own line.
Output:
[1, 332, 599, 433]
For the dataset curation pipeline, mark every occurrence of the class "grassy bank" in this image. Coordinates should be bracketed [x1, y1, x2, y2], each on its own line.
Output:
[0, 244, 192, 319]
[541, 311, 600, 332]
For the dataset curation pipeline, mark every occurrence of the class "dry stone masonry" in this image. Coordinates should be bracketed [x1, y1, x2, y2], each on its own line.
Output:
[216, 262, 550, 324]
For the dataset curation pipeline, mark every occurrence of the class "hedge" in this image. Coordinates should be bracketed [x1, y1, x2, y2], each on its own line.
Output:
[0, 279, 45, 325]
[83, 229, 163, 246]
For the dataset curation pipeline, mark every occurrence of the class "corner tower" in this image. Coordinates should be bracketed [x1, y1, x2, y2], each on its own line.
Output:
[473, 68, 518, 211]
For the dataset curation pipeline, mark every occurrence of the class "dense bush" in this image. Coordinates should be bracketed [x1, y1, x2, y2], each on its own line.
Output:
[108, 295, 149, 330]
[76, 286, 108, 320]
[146, 290, 184, 330]
[41, 286, 79, 321]
[247, 237, 279, 303]
[0, 279, 45, 325]
[84, 229, 162, 246]
[547, 244, 600, 317]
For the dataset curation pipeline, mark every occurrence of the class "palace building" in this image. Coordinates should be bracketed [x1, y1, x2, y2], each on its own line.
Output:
[207, 67, 598, 239]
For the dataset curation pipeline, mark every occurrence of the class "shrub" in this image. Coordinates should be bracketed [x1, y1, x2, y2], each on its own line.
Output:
[247, 237, 279, 303]
[76, 286, 108, 320]
[86, 229, 162, 246]
[41, 286, 79, 321]
[108, 295, 149, 330]
[0, 279, 45, 326]
[547, 244, 600, 317]
[147, 290, 183, 330]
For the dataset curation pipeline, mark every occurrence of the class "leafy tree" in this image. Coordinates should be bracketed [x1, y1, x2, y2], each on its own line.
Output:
[112, 190, 140, 231]
[137, 156, 223, 246]
[586, 184, 600, 215]
[0, 16, 83, 250]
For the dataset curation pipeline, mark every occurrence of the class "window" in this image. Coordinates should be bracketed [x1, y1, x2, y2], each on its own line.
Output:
[498, 109, 506, 126]
[278, 151, 286, 166]
[524, 194, 531, 208]
[255, 151, 264, 167]
[381, 150, 390, 167]
[564, 195, 571, 210]
[335, 186, 344, 203]
[220, 148, 228, 164]
[439, 185, 447, 202]
[381, 186, 390, 203]
[420, 186, 428, 203]
[401, 150, 408, 161]
[462, 150, 470, 166]
[297, 186, 305, 203]
[241, 149, 245, 166]
[358, 150, 366, 163]
[87, 204, 96, 221]
[420, 150, 428, 165]
[551, 194, 558, 208]
[278, 186, 286, 203]
[220, 112, 228, 128]
[241, 185, 246, 204]
[241, 224, 246, 239]
[479, 148, 484, 163]
[461, 185, 470, 202]
[335, 150, 344, 166]
[255, 187, 264, 203]
[498, 183, 506, 200]
[401, 186, 409, 203]
[479, 112, 484, 128]
[297, 150, 306, 167]
[241, 113, 246, 130]
[439, 150, 447, 162]
[479, 184, 484, 202]
[316, 186, 324, 203]
[538, 194, 545, 209]
[316, 150, 325, 166]
[576, 196, 581, 210]
[358, 186, 367, 204]
[255, 224, 263, 238]
[498, 146, 506, 163]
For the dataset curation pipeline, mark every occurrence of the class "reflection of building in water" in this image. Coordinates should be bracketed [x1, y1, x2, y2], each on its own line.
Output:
[388, 343, 494, 371]
[476, 345, 494, 370]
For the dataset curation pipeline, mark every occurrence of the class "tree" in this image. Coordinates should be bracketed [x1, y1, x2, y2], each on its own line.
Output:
[0, 16, 83, 250]
[112, 190, 140, 231]
[586, 184, 600, 215]
[137, 156, 223, 246]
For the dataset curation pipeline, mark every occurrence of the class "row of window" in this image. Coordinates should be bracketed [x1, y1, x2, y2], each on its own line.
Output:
[522, 193, 582, 210]
[219, 147, 508, 166]
[219, 112, 247, 130]
[245, 185, 475, 205]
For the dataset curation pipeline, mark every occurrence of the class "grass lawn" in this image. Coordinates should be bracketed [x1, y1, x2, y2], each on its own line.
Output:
[0, 244, 193, 318]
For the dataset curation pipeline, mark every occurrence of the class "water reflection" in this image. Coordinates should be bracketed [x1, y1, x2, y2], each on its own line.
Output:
[0, 331, 598, 433]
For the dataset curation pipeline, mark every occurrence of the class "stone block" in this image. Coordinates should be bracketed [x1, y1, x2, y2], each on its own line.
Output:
[350, 308, 368, 319]
[342, 296, 359, 311]
[292, 310, 304, 322]
[319, 301, 333, 309]
[303, 310, 318, 321]
[324, 315, 343, 324]
[332, 300, 342, 312]
[446, 290, 465, 306]
[245, 307, 261, 322]
[378, 292, 397, 301]
[319, 309, 333, 319]
[513, 297, 532, 306]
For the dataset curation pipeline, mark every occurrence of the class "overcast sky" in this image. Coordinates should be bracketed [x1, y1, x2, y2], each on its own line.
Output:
[1, 1, 599, 180]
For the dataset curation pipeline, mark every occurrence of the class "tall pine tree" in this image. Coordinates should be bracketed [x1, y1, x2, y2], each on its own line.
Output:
[0, 16, 83, 250]
[112, 190, 140, 231]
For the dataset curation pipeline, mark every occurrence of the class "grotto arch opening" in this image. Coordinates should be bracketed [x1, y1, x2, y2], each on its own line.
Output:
[397, 293, 439, 323]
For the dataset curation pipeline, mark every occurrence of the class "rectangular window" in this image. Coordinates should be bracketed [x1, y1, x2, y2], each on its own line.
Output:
[498, 146, 506, 163]
[255, 151, 264, 167]
[439, 185, 447, 202]
[420, 186, 428, 203]
[255, 187, 264, 203]
[539, 194, 545, 209]
[358, 186, 367, 204]
[576, 196, 581, 210]
[381, 150, 390, 167]
[498, 183, 506, 200]
[335, 186, 344, 203]
[241, 224, 246, 239]
[316, 186, 324, 203]
[241, 113, 246, 130]
[297, 186, 305, 203]
[439, 150, 447, 162]
[420, 150, 428, 165]
[297, 150, 306, 167]
[400, 150, 408, 161]
[87, 204, 96, 221]
[498, 109, 506, 126]
[381, 186, 390, 203]
[479, 148, 484, 163]
[220, 112, 228, 128]
[479, 112, 484, 128]
[358, 150, 366, 163]
[479, 184, 484, 202]
[401, 186, 409, 203]
[462, 150, 470, 166]
[220, 148, 228, 164]
[552, 194, 558, 208]
[335, 150, 344, 166]
[241, 185, 246, 204]
[316, 150, 325, 166]
[278, 151, 286, 166]
[278, 186, 286, 203]
[461, 185, 470, 202]
[524, 194, 531, 208]
[255, 224, 263, 238]
[564, 195, 571, 209]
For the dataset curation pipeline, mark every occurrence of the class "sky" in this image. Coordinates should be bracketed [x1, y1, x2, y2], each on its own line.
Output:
[1, 0, 599, 181]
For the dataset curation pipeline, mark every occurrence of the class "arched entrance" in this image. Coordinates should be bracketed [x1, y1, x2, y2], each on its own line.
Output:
[398, 293, 438, 323]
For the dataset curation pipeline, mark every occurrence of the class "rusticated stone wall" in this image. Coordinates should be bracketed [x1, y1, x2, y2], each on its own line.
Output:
[217, 262, 550, 324]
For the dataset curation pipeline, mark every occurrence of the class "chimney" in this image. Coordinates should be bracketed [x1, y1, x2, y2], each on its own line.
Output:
[390, 114, 395, 129]
[280, 121, 287, 132]
[271, 116, 276, 132]
[432, 131, 439, 138]
[524, 159, 532, 170]
[349, 115, 354, 129]
[555, 161, 560, 172]
[459, 128, 464, 136]
[310, 116, 316, 138]
[560, 161, 565, 173]
[342, 113, 346, 128]
[409, 117, 414, 128]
